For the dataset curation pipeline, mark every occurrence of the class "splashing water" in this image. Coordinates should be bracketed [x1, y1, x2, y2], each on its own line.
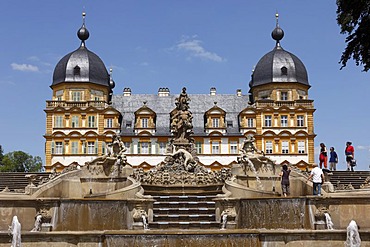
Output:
[247, 159, 264, 190]
[221, 214, 228, 230]
[31, 214, 42, 232]
[345, 220, 361, 247]
[324, 213, 334, 230]
[10, 216, 21, 247]
[142, 215, 149, 230]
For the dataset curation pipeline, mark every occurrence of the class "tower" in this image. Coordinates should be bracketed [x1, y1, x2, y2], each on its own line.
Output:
[248, 14, 316, 167]
[44, 13, 121, 171]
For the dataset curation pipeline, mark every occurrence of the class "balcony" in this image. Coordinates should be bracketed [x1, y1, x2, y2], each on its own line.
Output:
[255, 99, 314, 109]
[46, 100, 107, 109]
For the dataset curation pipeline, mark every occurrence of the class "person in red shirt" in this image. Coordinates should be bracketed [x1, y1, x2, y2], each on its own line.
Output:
[319, 143, 328, 169]
[345, 141, 355, 171]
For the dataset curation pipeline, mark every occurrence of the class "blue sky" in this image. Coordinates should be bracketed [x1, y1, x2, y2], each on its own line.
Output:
[0, 1, 369, 170]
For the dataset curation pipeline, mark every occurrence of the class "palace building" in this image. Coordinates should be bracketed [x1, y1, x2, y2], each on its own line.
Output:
[44, 14, 315, 171]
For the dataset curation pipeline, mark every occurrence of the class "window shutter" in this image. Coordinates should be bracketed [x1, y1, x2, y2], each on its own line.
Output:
[138, 142, 141, 154]
[95, 140, 98, 154]
[149, 143, 152, 154]
[51, 141, 55, 154]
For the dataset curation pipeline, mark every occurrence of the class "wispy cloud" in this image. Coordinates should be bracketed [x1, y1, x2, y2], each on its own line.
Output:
[357, 145, 370, 151]
[176, 35, 225, 62]
[0, 80, 16, 85]
[11, 63, 39, 72]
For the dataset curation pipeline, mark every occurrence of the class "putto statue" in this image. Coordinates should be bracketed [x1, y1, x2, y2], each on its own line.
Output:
[237, 134, 276, 175]
[85, 133, 129, 177]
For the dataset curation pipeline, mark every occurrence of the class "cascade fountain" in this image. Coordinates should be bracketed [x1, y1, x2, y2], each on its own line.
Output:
[1, 88, 370, 246]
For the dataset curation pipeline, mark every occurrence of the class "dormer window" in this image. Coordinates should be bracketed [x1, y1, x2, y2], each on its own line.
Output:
[281, 66, 288, 76]
[212, 118, 220, 128]
[73, 65, 81, 76]
[141, 118, 148, 128]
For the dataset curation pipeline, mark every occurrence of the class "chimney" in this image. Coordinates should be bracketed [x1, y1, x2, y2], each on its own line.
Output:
[123, 88, 131, 96]
[210, 87, 216, 96]
[236, 89, 242, 97]
[158, 87, 170, 97]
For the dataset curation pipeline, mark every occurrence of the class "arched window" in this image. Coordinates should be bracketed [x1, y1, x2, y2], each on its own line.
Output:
[281, 66, 288, 76]
[73, 65, 81, 76]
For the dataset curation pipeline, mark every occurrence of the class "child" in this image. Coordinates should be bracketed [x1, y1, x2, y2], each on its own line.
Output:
[329, 147, 338, 171]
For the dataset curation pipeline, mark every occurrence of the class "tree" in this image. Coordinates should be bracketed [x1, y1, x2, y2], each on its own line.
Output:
[336, 0, 370, 71]
[0, 145, 3, 166]
[0, 151, 42, 172]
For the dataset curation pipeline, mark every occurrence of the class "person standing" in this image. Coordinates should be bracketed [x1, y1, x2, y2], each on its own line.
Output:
[319, 143, 328, 169]
[280, 164, 291, 197]
[345, 141, 355, 171]
[329, 147, 338, 171]
[307, 164, 324, 196]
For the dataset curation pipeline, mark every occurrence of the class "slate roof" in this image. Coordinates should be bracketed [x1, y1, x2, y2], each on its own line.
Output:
[112, 94, 250, 136]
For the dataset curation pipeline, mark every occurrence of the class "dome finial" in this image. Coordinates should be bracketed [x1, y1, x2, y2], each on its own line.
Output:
[77, 12, 90, 47]
[109, 67, 115, 89]
[275, 12, 279, 26]
[271, 12, 284, 48]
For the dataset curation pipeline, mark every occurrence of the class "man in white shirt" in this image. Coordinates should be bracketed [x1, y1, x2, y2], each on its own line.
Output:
[307, 164, 324, 196]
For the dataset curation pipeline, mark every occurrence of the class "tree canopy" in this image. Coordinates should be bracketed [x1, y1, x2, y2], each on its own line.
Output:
[0, 150, 42, 172]
[337, 0, 370, 71]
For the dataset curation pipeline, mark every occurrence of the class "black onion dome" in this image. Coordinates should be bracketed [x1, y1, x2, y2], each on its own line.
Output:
[52, 13, 110, 88]
[52, 47, 110, 87]
[249, 16, 309, 88]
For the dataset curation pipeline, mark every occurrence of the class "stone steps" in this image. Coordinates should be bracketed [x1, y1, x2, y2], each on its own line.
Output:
[329, 171, 370, 189]
[144, 184, 223, 229]
[0, 172, 51, 192]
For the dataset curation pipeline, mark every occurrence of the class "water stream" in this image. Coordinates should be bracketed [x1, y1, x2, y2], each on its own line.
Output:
[345, 220, 361, 247]
[324, 213, 334, 230]
[10, 216, 21, 247]
[247, 159, 264, 190]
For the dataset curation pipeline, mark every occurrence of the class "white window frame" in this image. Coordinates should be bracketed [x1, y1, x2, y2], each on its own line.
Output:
[247, 118, 254, 128]
[140, 142, 150, 154]
[282, 141, 289, 154]
[265, 141, 273, 154]
[71, 141, 78, 154]
[195, 142, 202, 154]
[212, 141, 220, 154]
[158, 142, 167, 155]
[106, 118, 113, 128]
[87, 141, 95, 154]
[71, 91, 82, 101]
[230, 141, 238, 154]
[54, 116, 63, 128]
[71, 116, 79, 128]
[264, 115, 272, 127]
[88, 116, 96, 128]
[281, 115, 288, 127]
[141, 118, 148, 128]
[298, 141, 305, 154]
[212, 118, 220, 128]
[55, 142, 63, 154]
[297, 115, 304, 127]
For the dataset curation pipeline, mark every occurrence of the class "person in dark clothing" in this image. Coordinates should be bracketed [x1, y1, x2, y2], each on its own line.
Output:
[329, 147, 338, 171]
[280, 164, 291, 197]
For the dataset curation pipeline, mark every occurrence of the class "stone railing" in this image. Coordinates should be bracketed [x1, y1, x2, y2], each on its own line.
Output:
[255, 99, 314, 109]
[46, 100, 107, 109]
